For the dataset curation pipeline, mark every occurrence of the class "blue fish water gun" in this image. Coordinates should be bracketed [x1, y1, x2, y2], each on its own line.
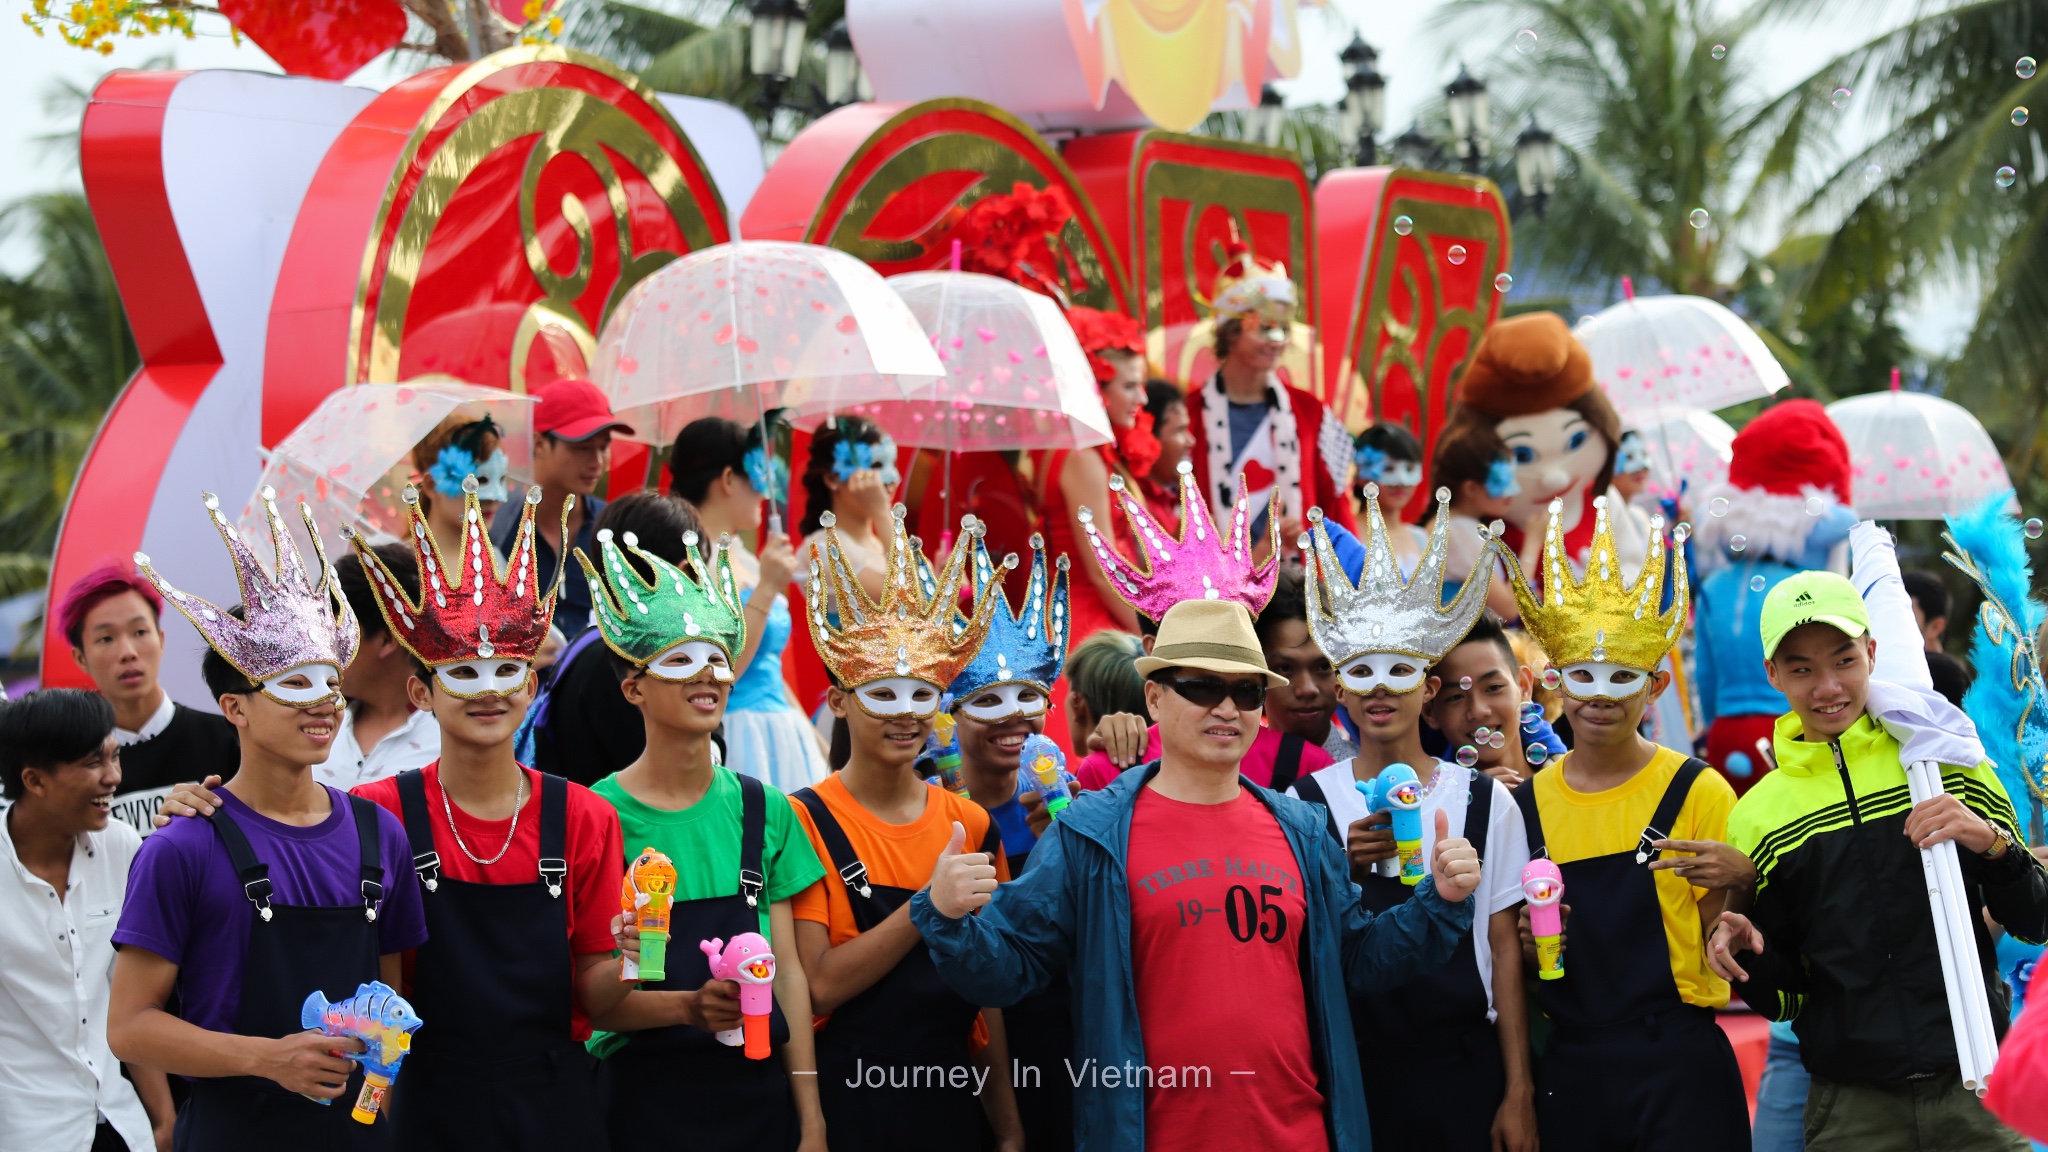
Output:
[302, 980, 423, 1123]
[1357, 764, 1425, 885]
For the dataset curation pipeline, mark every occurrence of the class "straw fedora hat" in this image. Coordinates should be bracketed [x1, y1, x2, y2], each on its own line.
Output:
[1133, 600, 1287, 689]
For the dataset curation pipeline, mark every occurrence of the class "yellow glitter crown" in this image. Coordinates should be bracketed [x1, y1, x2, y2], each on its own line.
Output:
[805, 506, 1002, 690]
[1504, 495, 1691, 671]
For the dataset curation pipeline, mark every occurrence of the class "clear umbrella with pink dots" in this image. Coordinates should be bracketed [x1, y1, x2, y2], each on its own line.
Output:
[1827, 371, 2016, 519]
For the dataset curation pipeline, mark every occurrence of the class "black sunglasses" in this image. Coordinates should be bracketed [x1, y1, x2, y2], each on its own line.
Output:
[1153, 674, 1266, 712]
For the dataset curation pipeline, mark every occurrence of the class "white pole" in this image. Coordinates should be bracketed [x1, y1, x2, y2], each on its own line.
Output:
[1911, 760, 2002, 1091]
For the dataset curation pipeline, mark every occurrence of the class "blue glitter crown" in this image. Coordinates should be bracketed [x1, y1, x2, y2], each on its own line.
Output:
[948, 524, 1070, 700]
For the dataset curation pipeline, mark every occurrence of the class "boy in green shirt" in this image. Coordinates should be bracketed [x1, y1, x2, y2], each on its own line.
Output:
[579, 527, 828, 1152]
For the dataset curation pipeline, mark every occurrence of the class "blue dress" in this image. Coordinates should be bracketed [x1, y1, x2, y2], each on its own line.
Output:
[721, 591, 829, 793]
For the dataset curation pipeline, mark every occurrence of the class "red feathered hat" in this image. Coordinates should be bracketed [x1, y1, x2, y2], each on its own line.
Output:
[1727, 399, 1852, 504]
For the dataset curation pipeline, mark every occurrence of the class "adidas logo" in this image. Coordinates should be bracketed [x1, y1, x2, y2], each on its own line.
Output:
[1794, 591, 1815, 604]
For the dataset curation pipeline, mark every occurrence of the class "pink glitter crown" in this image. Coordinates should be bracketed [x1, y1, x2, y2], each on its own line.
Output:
[1078, 460, 1278, 621]
[137, 489, 361, 683]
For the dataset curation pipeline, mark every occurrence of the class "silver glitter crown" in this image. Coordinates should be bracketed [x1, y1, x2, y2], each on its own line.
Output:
[1298, 485, 1499, 668]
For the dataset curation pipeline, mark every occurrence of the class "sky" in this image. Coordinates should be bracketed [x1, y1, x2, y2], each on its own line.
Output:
[0, 0, 1974, 353]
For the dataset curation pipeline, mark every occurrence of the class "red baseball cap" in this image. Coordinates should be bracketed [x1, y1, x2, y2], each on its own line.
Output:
[534, 377, 634, 442]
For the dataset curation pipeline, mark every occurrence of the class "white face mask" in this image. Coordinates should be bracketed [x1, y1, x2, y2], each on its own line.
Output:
[1339, 654, 1427, 696]
[644, 640, 734, 683]
[1375, 461, 1423, 487]
[434, 659, 533, 699]
[956, 682, 1049, 723]
[852, 676, 943, 718]
[261, 662, 343, 708]
[1559, 661, 1651, 701]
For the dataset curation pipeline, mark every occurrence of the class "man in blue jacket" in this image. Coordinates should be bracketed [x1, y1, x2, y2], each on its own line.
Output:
[914, 598, 1481, 1152]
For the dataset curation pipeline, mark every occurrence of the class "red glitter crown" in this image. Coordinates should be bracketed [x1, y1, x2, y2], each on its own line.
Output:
[347, 480, 568, 666]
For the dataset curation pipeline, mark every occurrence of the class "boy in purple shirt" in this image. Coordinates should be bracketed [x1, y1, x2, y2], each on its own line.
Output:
[107, 493, 426, 1151]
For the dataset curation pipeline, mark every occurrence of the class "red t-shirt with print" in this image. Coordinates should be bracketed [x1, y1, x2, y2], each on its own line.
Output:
[353, 763, 625, 1040]
[1125, 786, 1328, 1152]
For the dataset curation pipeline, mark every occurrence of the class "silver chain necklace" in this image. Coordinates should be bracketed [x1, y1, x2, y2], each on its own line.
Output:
[439, 770, 526, 866]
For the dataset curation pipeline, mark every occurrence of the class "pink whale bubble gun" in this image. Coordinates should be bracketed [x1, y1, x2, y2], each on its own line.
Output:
[701, 932, 776, 1059]
[1523, 859, 1565, 981]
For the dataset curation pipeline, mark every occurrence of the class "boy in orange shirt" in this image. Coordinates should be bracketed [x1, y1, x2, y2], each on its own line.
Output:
[787, 511, 1024, 1152]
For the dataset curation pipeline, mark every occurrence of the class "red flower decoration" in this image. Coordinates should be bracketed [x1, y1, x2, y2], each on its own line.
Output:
[955, 182, 1075, 300]
[1066, 306, 1146, 382]
[1114, 410, 1163, 478]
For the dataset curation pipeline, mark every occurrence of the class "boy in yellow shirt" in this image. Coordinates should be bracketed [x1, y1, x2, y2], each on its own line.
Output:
[1504, 497, 1751, 1150]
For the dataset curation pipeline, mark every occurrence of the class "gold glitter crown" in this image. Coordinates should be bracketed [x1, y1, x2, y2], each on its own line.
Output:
[804, 505, 1002, 690]
[1504, 495, 1691, 671]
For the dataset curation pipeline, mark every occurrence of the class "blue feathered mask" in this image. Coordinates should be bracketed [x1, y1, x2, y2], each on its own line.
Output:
[1944, 491, 2048, 844]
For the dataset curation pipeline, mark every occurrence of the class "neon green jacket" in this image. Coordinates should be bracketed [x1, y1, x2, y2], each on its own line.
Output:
[1727, 711, 2048, 1081]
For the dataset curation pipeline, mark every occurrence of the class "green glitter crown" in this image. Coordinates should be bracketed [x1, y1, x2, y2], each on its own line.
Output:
[574, 528, 747, 667]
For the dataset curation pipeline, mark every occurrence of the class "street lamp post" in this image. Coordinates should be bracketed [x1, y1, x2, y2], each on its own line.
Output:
[1249, 82, 1288, 149]
[823, 18, 868, 108]
[1515, 116, 1560, 217]
[1339, 35, 1386, 165]
[748, 0, 808, 111]
[1392, 122, 1435, 171]
[1445, 64, 1490, 175]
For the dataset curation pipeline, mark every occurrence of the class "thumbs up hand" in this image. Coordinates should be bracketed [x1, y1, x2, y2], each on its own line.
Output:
[927, 820, 999, 919]
[1429, 807, 1483, 904]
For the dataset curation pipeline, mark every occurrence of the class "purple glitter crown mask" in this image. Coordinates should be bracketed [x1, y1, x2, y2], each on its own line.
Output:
[137, 488, 361, 704]
[1079, 459, 1279, 621]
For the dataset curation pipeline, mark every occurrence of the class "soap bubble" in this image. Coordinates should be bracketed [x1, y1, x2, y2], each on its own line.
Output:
[2021, 56, 2038, 79]
[1459, 676, 1474, 690]
[1494, 272, 1514, 292]
[1863, 163, 1884, 186]
[1831, 87, 1852, 109]
[1475, 726, 1493, 742]
[1456, 745, 1480, 768]
[1804, 496, 1824, 516]
[1750, 575, 1767, 592]
[1490, 730, 1507, 749]
[2016, 107, 2031, 127]
[1711, 44, 1726, 60]
[1708, 496, 1730, 517]
[1393, 215, 1414, 236]
[1526, 744, 1550, 766]
[2027, 518, 2045, 540]
[1730, 534, 1748, 554]
[1515, 28, 1539, 53]
[1998, 166, 2019, 188]
[1689, 208, 1711, 229]
[1447, 244, 1469, 265]
[1540, 668, 1562, 690]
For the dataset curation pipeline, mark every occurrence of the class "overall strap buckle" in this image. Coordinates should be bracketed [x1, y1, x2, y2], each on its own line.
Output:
[1635, 825, 1667, 866]
[740, 868, 764, 908]
[413, 850, 442, 893]
[539, 857, 568, 899]
[361, 878, 385, 922]
[243, 874, 275, 922]
[840, 861, 872, 899]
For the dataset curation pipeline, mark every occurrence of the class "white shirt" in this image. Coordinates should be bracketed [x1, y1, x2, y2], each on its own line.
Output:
[0, 812, 152, 1152]
[1289, 760, 1531, 1019]
[312, 705, 441, 790]
[111, 694, 175, 745]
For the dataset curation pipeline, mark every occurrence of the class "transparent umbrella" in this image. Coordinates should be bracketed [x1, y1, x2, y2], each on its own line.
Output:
[238, 379, 535, 548]
[1576, 282, 1789, 416]
[823, 272, 1109, 534]
[1828, 375, 2016, 520]
[1625, 404, 1735, 504]
[594, 241, 945, 528]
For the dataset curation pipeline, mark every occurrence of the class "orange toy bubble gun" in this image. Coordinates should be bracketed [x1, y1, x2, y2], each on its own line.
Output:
[622, 847, 678, 982]
[1523, 859, 1565, 981]
[300, 981, 422, 1124]
[701, 932, 777, 1059]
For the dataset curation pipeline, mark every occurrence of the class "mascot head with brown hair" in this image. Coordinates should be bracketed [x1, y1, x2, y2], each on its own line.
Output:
[1436, 312, 1629, 563]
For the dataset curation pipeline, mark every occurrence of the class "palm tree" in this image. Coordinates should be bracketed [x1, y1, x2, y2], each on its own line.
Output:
[1746, 2, 2048, 454]
[0, 192, 138, 593]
